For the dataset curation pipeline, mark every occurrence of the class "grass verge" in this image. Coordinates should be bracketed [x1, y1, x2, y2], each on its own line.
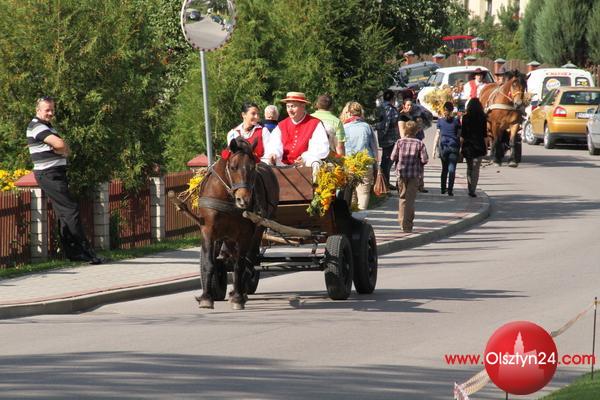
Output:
[0, 235, 200, 280]
[543, 372, 599, 399]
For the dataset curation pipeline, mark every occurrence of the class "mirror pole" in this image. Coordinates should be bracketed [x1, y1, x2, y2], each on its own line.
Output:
[200, 50, 214, 164]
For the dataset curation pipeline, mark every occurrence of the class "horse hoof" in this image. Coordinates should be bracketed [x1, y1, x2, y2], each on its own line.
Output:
[196, 297, 214, 309]
[231, 302, 245, 310]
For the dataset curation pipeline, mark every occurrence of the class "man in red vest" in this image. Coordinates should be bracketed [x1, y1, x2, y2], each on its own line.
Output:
[463, 68, 486, 100]
[263, 91, 330, 166]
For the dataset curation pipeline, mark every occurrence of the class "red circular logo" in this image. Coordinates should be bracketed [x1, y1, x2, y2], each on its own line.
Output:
[484, 321, 558, 395]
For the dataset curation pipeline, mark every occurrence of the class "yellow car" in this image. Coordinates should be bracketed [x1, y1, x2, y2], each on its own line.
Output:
[526, 87, 600, 149]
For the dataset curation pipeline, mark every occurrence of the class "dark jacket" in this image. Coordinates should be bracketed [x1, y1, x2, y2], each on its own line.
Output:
[375, 101, 399, 147]
[460, 112, 487, 159]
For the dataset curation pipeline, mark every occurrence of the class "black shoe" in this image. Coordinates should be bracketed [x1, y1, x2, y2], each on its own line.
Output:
[448, 191, 454, 196]
[89, 257, 103, 265]
[388, 184, 397, 191]
[418, 188, 429, 193]
[468, 192, 477, 198]
[441, 189, 446, 194]
[69, 253, 103, 265]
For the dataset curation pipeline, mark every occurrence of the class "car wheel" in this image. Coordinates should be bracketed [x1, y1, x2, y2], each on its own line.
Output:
[543, 125, 555, 149]
[588, 131, 600, 155]
[524, 121, 540, 145]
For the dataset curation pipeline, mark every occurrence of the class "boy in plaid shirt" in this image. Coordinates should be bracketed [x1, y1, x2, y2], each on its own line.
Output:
[390, 121, 429, 232]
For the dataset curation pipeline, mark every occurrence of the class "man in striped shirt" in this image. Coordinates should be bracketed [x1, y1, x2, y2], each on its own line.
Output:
[390, 121, 429, 233]
[27, 97, 102, 264]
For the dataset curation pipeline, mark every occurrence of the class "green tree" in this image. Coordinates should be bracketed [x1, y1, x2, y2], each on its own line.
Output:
[165, 0, 396, 171]
[378, 0, 468, 55]
[534, 0, 593, 66]
[521, 0, 545, 61]
[585, 2, 600, 64]
[0, 0, 189, 193]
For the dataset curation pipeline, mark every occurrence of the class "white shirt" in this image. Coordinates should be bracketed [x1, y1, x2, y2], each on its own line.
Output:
[262, 113, 330, 166]
[462, 79, 486, 99]
[226, 123, 269, 146]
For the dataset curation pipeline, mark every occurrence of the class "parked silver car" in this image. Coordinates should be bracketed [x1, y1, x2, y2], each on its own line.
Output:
[585, 107, 600, 155]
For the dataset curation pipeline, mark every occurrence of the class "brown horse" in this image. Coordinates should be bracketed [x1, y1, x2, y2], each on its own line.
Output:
[196, 137, 279, 310]
[479, 70, 528, 167]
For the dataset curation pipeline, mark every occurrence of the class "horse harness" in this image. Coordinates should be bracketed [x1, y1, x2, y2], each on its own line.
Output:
[484, 83, 524, 113]
[198, 154, 276, 217]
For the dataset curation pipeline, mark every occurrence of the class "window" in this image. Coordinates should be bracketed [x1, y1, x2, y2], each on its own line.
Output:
[575, 77, 591, 87]
[541, 77, 570, 98]
[559, 91, 600, 106]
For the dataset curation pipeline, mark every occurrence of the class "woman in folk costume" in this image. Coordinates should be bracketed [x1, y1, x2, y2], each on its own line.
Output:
[225, 102, 269, 159]
[263, 91, 330, 167]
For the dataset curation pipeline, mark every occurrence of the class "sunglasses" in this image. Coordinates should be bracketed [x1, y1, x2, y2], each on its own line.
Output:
[36, 96, 54, 104]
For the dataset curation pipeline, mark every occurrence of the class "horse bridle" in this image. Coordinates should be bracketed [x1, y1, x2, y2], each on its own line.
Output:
[208, 152, 256, 198]
[486, 79, 525, 112]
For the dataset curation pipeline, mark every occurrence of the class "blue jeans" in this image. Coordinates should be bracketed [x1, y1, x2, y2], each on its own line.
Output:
[441, 146, 458, 193]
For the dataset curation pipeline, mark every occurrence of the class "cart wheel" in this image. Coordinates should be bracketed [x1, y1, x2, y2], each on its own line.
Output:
[352, 222, 378, 294]
[324, 235, 353, 300]
[200, 250, 227, 301]
[245, 270, 260, 294]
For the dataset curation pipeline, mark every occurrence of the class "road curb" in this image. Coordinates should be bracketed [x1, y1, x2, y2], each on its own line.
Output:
[378, 192, 491, 255]
[0, 277, 201, 319]
[0, 192, 491, 319]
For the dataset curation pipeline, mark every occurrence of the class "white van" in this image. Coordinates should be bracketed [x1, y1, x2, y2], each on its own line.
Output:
[417, 65, 494, 117]
[525, 68, 595, 115]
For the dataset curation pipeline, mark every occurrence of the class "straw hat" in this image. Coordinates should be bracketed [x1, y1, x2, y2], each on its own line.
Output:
[281, 92, 310, 104]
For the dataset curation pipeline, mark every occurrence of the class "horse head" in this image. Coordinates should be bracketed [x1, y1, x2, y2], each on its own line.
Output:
[226, 137, 258, 210]
[506, 70, 528, 108]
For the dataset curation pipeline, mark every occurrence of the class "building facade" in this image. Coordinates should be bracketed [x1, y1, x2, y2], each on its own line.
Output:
[463, 0, 530, 21]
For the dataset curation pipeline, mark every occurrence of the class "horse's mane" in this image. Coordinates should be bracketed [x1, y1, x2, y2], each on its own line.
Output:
[504, 69, 527, 92]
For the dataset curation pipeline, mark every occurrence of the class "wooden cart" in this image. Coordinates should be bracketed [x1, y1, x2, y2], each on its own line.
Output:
[171, 166, 378, 301]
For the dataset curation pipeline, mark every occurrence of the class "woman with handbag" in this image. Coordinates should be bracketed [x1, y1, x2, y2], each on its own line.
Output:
[340, 101, 380, 210]
[433, 102, 461, 196]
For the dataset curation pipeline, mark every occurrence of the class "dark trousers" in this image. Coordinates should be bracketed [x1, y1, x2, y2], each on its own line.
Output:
[380, 145, 394, 187]
[441, 148, 458, 193]
[34, 167, 91, 259]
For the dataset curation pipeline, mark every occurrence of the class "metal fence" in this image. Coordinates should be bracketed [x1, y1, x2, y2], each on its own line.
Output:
[109, 180, 152, 249]
[0, 191, 31, 269]
[165, 171, 200, 239]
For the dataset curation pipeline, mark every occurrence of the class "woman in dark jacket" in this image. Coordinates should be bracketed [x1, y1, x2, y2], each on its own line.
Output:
[460, 98, 488, 197]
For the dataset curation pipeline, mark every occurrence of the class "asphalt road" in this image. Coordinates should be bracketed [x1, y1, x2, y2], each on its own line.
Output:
[1, 131, 599, 400]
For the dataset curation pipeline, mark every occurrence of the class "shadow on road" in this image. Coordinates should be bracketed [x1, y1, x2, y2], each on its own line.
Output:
[247, 287, 525, 314]
[490, 193, 600, 222]
[0, 351, 583, 399]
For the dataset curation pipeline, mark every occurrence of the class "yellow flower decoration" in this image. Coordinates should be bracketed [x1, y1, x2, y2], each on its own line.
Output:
[0, 169, 31, 192]
[181, 170, 207, 209]
[307, 150, 374, 216]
